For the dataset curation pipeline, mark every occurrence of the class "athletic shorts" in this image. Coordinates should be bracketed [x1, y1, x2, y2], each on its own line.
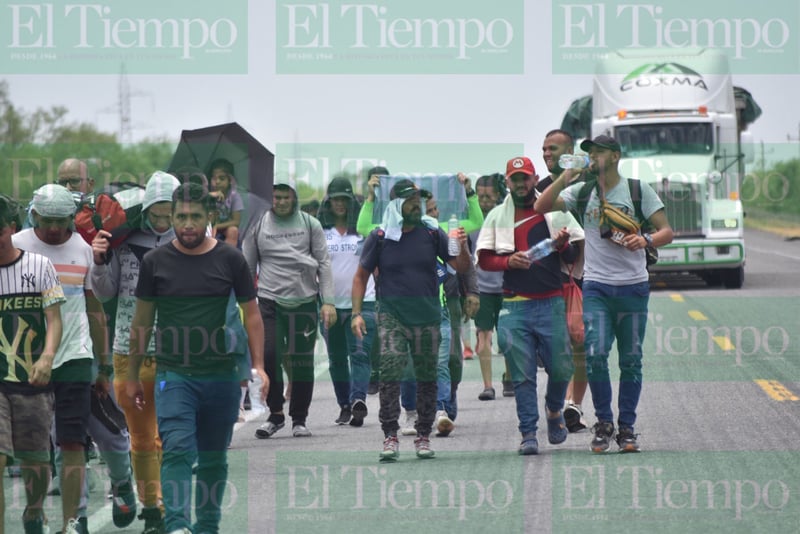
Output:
[0, 389, 54, 463]
[52, 359, 92, 446]
[474, 293, 504, 332]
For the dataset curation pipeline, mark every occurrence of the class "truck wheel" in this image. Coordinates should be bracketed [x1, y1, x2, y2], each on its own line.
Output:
[701, 272, 722, 287]
[722, 266, 744, 289]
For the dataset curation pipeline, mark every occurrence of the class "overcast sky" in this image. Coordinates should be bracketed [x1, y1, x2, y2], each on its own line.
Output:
[4, 0, 799, 182]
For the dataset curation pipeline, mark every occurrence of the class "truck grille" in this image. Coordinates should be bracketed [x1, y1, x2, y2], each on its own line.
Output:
[656, 182, 702, 237]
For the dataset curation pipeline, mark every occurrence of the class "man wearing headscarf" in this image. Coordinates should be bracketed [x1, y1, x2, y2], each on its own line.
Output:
[13, 184, 135, 532]
[89, 170, 180, 534]
[351, 180, 472, 462]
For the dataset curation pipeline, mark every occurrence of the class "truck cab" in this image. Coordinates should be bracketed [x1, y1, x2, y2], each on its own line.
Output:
[581, 48, 758, 288]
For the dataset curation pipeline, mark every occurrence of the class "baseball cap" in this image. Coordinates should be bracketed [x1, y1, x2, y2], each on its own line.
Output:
[390, 179, 419, 200]
[580, 135, 621, 153]
[505, 157, 535, 178]
[327, 176, 354, 198]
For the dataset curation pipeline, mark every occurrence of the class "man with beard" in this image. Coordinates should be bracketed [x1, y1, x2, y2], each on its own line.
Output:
[476, 157, 580, 455]
[535, 135, 673, 454]
[127, 182, 267, 534]
[538, 129, 589, 433]
[351, 179, 471, 461]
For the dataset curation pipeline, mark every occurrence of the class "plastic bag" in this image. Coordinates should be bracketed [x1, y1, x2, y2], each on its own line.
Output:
[563, 267, 584, 346]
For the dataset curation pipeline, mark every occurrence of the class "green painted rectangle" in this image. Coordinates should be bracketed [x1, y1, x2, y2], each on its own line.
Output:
[274, 142, 523, 197]
[551, 0, 800, 74]
[0, 0, 248, 74]
[276, 451, 524, 532]
[552, 451, 800, 531]
[275, 0, 524, 74]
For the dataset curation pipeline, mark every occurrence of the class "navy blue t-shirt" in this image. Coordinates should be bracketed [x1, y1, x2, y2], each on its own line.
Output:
[360, 225, 451, 325]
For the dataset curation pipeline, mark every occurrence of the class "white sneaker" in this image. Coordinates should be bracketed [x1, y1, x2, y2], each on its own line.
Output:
[435, 410, 454, 437]
[400, 410, 417, 436]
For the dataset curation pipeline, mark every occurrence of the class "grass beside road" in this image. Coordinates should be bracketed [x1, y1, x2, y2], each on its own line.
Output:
[744, 208, 800, 239]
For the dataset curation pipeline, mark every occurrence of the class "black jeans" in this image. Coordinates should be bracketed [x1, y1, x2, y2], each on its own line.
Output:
[259, 299, 319, 425]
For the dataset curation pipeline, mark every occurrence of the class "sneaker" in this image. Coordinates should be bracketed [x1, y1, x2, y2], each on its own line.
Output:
[292, 424, 312, 437]
[590, 421, 616, 453]
[463, 347, 474, 360]
[335, 405, 351, 425]
[400, 410, 417, 436]
[564, 403, 587, 433]
[112, 480, 137, 527]
[255, 418, 285, 439]
[139, 507, 164, 534]
[435, 410, 454, 437]
[62, 517, 87, 534]
[616, 426, 641, 453]
[414, 436, 435, 459]
[350, 399, 368, 427]
[518, 433, 539, 456]
[546, 411, 568, 445]
[367, 381, 379, 395]
[478, 387, 495, 401]
[22, 507, 49, 534]
[502, 373, 514, 397]
[166, 529, 192, 534]
[379, 435, 400, 462]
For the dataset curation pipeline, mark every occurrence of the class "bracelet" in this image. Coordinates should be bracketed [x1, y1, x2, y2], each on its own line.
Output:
[97, 364, 114, 376]
[643, 233, 654, 247]
[351, 312, 362, 320]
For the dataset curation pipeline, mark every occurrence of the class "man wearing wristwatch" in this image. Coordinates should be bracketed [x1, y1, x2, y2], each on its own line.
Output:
[13, 184, 136, 533]
[535, 135, 673, 454]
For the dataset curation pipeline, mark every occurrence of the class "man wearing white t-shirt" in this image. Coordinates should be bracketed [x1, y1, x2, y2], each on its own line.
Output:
[13, 184, 136, 533]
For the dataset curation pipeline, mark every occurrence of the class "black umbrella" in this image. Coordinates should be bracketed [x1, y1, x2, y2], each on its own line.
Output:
[168, 122, 274, 236]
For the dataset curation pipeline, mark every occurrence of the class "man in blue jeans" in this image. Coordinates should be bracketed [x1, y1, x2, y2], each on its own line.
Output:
[127, 183, 267, 533]
[477, 157, 579, 456]
[535, 135, 673, 453]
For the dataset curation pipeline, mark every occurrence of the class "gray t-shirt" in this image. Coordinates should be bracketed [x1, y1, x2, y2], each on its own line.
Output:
[561, 178, 663, 285]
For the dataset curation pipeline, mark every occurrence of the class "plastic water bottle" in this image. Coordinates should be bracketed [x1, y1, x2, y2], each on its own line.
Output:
[249, 368, 266, 414]
[525, 238, 556, 262]
[559, 154, 590, 169]
[447, 214, 460, 256]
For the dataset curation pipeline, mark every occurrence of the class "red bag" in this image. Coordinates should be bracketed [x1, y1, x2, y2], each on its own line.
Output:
[563, 265, 584, 345]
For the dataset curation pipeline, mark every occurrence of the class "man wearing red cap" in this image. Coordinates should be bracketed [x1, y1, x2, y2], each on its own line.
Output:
[475, 157, 578, 455]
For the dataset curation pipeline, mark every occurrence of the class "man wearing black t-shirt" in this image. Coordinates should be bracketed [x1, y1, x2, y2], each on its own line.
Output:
[351, 180, 471, 462]
[127, 183, 267, 534]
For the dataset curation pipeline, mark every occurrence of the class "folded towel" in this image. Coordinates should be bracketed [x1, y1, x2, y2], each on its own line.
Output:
[380, 198, 439, 242]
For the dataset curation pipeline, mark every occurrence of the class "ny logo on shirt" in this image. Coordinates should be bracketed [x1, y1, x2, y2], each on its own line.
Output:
[20, 273, 36, 289]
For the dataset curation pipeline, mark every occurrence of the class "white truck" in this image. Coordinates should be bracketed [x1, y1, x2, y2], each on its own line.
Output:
[563, 48, 759, 288]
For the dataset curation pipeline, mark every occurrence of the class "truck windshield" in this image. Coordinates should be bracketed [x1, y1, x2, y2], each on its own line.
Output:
[615, 123, 713, 157]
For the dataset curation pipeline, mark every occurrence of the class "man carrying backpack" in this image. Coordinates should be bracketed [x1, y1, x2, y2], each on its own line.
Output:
[90, 170, 181, 534]
[351, 180, 472, 462]
[535, 135, 673, 454]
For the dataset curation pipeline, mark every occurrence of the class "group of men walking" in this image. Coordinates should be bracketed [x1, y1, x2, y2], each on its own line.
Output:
[0, 130, 673, 532]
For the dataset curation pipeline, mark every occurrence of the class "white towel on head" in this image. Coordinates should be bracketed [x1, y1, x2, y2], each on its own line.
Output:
[380, 198, 439, 242]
